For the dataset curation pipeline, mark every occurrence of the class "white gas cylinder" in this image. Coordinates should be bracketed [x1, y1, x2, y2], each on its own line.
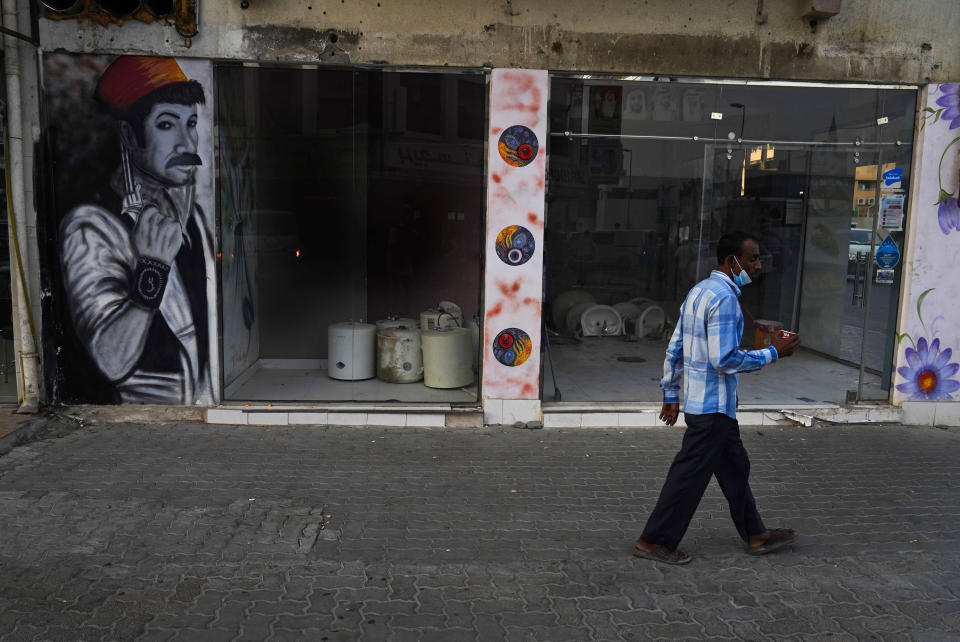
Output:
[327, 322, 376, 380]
[377, 327, 424, 383]
[420, 308, 460, 332]
[422, 327, 474, 389]
[376, 317, 418, 330]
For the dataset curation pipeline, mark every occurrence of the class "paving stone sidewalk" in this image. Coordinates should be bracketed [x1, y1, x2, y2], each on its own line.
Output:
[1, 420, 959, 641]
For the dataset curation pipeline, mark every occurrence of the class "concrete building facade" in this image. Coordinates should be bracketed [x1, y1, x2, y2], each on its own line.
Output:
[1, 0, 957, 425]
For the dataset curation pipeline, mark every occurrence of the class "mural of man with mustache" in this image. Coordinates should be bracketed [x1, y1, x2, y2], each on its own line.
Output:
[59, 56, 214, 404]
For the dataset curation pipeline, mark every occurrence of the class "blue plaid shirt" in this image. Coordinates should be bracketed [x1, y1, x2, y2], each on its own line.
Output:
[661, 270, 778, 419]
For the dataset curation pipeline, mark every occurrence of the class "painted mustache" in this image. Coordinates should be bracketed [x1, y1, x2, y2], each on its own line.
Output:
[165, 153, 203, 169]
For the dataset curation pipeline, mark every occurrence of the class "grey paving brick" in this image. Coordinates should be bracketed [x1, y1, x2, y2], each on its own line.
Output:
[472, 597, 525, 614]
[274, 613, 334, 630]
[725, 619, 767, 641]
[389, 612, 447, 629]
[414, 587, 446, 615]
[247, 600, 303, 616]
[469, 613, 503, 640]
[500, 610, 558, 628]
[135, 628, 178, 641]
[577, 594, 632, 612]
[187, 627, 237, 642]
[416, 627, 475, 642]
[235, 613, 274, 640]
[442, 599, 473, 629]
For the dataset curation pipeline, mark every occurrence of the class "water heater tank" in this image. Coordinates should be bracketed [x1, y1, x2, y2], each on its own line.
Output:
[327, 322, 376, 380]
[377, 327, 424, 383]
[376, 317, 418, 331]
[422, 327, 474, 389]
[420, 308, 461, 332]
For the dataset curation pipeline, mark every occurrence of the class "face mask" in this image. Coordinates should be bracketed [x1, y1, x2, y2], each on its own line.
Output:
[732, 256, 753, 287]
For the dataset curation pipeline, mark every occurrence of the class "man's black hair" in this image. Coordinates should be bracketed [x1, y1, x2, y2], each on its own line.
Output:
[105, 80, 206, 147]
[716, 231, 759, 265]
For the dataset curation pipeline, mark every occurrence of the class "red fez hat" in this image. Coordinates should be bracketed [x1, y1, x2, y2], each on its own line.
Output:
[96, 56, 190, 110]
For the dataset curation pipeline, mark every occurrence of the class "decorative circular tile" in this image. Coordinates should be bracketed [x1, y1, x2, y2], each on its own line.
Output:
[497, 125, 539, 167]
[495, 225, 535, 266]
[492, 327, 533, 367]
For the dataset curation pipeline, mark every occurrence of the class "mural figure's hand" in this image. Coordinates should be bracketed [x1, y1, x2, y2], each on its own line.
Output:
[134, 204, 182, 265]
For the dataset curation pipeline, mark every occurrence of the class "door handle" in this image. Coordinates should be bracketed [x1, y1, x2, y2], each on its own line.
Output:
[852, 252, 867, 307]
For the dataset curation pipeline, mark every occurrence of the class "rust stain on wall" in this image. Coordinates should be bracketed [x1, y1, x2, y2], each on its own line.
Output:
[45, 2, 157, 27]
[45, 0, 197, 38]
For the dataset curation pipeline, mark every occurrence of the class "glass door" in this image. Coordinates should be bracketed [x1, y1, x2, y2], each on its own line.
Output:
[701, 139, 909, 405]
[796, 145, 889, 402]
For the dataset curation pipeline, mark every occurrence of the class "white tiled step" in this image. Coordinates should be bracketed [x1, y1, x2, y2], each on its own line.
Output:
[207, 407, 480, 428]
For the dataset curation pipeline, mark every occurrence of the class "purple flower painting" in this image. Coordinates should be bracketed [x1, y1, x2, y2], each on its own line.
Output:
[896, 337, 960, 400]
[937, 196, 960, 234]
[932, 87, 960, 235]
[936, 84, 960, 130]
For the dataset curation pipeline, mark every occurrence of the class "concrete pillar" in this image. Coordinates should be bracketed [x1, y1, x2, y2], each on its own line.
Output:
[894, 82, 960, 425]
[481, 69, 547, 425]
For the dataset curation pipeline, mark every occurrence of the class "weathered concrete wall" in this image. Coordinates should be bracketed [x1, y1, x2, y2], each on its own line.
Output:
[40, 0, 958, 83]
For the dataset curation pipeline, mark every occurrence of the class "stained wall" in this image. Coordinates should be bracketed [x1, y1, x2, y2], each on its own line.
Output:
[40, 0, 959, 84]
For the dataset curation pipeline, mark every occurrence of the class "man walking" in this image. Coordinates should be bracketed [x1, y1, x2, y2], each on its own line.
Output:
[634, 231, 800, 564]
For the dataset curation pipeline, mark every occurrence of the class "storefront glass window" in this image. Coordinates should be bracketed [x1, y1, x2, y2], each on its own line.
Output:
[216, 65, 486, 403]
[544, 77, 916, 405]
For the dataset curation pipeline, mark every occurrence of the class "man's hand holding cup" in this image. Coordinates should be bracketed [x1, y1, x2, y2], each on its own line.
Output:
[772, 330, 800, 358]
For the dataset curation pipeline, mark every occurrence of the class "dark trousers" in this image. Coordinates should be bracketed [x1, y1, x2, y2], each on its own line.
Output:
[640, 412, 766, 551]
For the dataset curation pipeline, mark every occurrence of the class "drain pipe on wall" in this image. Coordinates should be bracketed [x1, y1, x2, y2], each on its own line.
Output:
[3, 0, 40, 413]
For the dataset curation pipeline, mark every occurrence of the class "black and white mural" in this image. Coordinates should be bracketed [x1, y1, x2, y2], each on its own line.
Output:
[42, 54, 218, 405]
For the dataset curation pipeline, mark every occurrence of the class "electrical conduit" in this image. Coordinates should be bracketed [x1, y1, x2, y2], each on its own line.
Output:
[3, 0, 40, 412]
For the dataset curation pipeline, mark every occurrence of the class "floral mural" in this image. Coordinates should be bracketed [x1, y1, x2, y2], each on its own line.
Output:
[896, 289, 960, 400]
[897, 337, 960, 400]
[893, 84, 960, 407]
[933, 84, 960, 130]
[926, 85, 960, 234]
